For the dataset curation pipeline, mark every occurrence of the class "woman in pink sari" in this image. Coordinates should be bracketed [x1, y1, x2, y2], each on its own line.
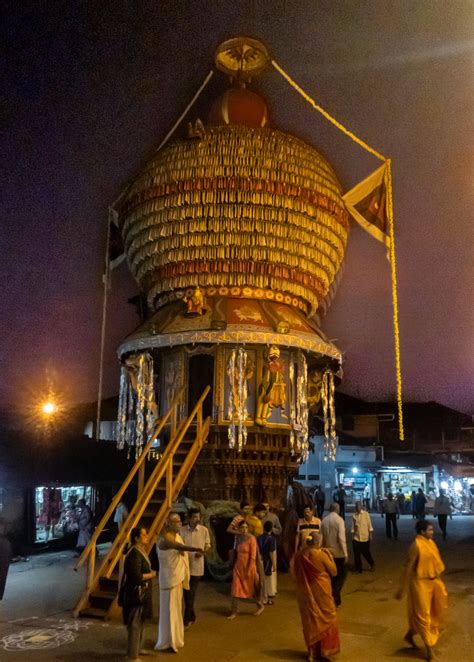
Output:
[294, 534, 340, 661]
[228, 520, 264, 618]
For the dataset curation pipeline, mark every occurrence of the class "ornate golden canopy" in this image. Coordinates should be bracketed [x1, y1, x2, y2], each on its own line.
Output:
[118, 125, 349, 317]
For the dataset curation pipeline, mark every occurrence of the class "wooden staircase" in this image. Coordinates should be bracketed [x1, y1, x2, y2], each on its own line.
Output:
[73, 386, 211, 619]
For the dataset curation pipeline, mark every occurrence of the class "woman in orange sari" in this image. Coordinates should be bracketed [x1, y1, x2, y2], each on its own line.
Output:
[228, 520, 264, 618]
[396, 520, 448, 661]
[294, 534, 340, 662]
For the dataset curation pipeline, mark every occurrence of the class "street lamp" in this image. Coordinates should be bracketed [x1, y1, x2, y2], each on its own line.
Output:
[42, 401, 58, 416]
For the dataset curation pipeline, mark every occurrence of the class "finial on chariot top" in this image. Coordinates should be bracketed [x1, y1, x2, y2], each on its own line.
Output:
[214, 37, 270, 82]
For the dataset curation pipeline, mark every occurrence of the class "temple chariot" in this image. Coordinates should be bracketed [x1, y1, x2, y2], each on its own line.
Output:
[115, 37, 346, 506]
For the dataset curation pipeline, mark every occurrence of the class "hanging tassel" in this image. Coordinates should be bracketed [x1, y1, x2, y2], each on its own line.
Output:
[288, 358, 296, 455]
[145, 354, 157, 443]
[328, 370, 338, 461]
[135, 354, 146, 459]
[125, 379, 135, 450]
[116, 367, 128, 450]
[321, 370, 330, 461]
[227, 349, 236, 449]
[296, 351, 309, 461]
[236, 347, 249, 452]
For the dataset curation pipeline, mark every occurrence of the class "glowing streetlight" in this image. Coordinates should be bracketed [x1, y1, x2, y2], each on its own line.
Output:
[42, 401, 58, 416]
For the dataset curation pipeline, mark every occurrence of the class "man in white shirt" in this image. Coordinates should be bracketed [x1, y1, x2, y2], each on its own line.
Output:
[180, 508, 211, 627]
[321, 502, 348, 606]
[113, 499, 129, 535]
[382, 493, 399, 540]
[351, 501, 375, 573]
[363, 483, 371, 511]
[155, 513, 203, 653]
[433, 489, 452, 540]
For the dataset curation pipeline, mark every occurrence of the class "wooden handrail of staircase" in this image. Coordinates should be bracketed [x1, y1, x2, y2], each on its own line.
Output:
[146, 416, 211, 549]
[73, 386, 211, 618]
[96, 386, 211, 575]
[74, 386, 185, 571]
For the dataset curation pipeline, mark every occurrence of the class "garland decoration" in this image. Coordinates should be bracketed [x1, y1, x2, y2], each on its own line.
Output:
[227, 350, 236, 450]
[116, 352, 157, 459]
[135, 354, 147, 457]
[296, 351, 309, 461]
[227, 347, 249, 452]
[270, 60, 404, 441]
[288, 359, 296, 454]
[117, 366, 129, 450]
[328, 369, 337, 460]
[321, 369, 337, 461]
[385, 161, 405, 440]
[289, 350, 309, 460]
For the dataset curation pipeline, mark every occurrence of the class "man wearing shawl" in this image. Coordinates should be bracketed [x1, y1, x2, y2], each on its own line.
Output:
[294, 534, 340, 662]
[396, 520, 448, 661]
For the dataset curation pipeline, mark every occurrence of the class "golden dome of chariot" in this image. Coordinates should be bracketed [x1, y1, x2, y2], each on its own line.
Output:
[118, 122, 348, 318]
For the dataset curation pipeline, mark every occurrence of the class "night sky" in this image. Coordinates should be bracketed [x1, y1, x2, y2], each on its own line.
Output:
[1, 2, 473, 415]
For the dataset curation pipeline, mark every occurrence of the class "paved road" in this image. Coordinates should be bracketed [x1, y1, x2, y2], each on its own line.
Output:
[0, 515, 472, 661]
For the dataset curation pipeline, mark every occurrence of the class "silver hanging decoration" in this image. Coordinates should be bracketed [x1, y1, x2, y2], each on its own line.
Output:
[288, 359, 296, 454]
[296, 351, 309, 461]
[322, 369, 337, 461]
[117, 366, 128, 450]
[125, 379, 135, 454]
[237, 347, 249, 451]
[227, 347, 249, 452]
[135, 354, 147, 458]
[116, 352, 157, 459]
[328, 369, 337, 460]
[227, 349, 236, 449]
[145, 358, 157, 442]
[289, 351, 309, 460]
[321, 370, 329, 460]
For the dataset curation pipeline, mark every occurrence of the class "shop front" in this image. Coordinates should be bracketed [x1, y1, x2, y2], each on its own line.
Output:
[376, 466, 432, 513]
[34, 484, 94, 544]
[335, 445, 383, 510]
[298, 440, 383, 510]
[437, 463, 474, 514]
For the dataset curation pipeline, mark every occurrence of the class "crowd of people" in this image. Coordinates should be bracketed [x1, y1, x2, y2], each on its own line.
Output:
[120, 502, 282, 661]
[119, 495, 449, 662]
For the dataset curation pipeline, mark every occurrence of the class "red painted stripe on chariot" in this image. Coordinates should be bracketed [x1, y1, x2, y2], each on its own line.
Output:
[120, 177, 349, 230]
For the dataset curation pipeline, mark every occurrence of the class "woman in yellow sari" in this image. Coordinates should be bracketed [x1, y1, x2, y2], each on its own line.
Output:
[396, 520, 448, 661]
[294, 534, 340, 662]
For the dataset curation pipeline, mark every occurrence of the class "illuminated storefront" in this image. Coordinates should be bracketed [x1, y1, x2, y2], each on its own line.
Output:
[298, 440, 383, 508]
[34, 485, 94, 543]
[437, 464, 474, 513]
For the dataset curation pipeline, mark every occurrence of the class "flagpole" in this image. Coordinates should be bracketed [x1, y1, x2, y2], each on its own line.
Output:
[95, 209, 113, 442]
[385, 161, 404, 440]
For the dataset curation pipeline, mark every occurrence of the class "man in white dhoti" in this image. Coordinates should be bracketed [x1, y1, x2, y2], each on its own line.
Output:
[155, 513, 203, 653]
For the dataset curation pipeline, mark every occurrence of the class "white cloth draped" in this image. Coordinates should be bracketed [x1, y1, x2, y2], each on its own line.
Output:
[265, 570, 277, 598]
[155, 584, 184, 652]
[155, 535, 190, 653]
